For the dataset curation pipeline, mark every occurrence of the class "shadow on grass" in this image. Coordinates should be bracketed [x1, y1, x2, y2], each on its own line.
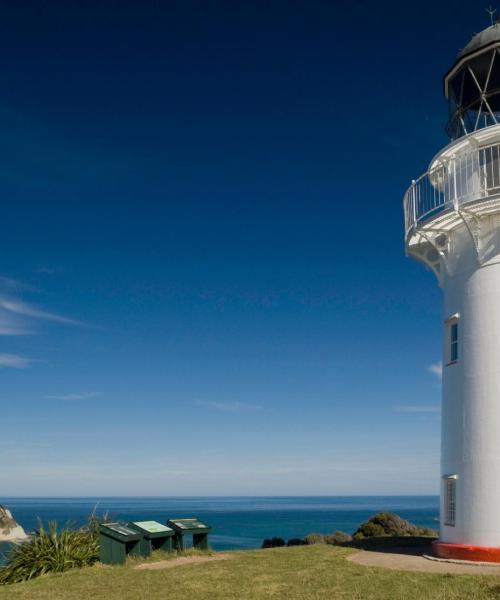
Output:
[345, 536, 437, 556]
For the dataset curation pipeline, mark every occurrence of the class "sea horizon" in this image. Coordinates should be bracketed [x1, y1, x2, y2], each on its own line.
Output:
[0, 494, 439, 499]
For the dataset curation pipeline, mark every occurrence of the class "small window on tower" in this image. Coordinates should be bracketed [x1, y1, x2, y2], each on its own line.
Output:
[446, 314, 460, 365]
[450, 322, 458, 362]
[443, 475, 457, 527]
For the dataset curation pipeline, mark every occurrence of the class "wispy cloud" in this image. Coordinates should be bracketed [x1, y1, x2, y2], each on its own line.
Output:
[0, 277, 38, 293]
[195, 400, 263, 413]
[46, 392, 102, 401]
[0, 353, 34, 368]
[395, 405, 440, 414]
[0, 298, 80, 326]
[0, 276, 82, 337]
[0, 314, 32, 336]
[428, 362, 443, 379]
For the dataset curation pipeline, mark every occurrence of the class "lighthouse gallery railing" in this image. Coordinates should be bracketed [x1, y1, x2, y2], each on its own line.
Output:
[404, 143, 500, 237]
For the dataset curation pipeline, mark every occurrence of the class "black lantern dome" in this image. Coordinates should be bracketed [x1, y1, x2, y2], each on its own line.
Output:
[445, 24, 500, 139]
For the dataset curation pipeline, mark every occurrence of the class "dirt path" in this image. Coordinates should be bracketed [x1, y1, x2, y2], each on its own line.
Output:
[134, 554, 232, 571]
[348, 549, 500, 575]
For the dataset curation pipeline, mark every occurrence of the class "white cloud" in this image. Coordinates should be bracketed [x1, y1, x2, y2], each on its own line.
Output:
[0, 315, 32, 336]
[428, 361, 443, 378]
[0, 276, 82, 337]
[195, 400, 263, 413]
[0, 353, 33, 368]
[395, 405, 440, 414]
[0, 277, 82, 375]
[0, 297, 80, 326]
[46, 392, 102, 401]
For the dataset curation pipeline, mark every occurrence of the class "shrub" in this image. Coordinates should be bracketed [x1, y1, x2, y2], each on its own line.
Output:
[286, 538, 307, 546]
[325, 531, 352, 545]
[261, 537, 285, 549]
[352, 512, 437, 540]
[0, 514, 109, 585]
[418, 527, 438, 537]
[304, 533, 326, 545]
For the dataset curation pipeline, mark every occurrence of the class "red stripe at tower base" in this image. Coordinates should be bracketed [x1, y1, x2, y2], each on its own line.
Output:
[433, 540, 500, 563]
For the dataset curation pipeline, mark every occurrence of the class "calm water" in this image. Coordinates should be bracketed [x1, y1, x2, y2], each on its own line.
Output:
[0, 496, 439, 564]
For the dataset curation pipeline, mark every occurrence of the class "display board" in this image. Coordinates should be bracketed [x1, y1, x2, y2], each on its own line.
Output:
[102, 523, 139, 537]
[131, 521, 173, 534]
[169, 518, 209, 530]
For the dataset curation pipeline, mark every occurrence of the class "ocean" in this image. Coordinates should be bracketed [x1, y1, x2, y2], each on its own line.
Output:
[0, 496, 439, 565]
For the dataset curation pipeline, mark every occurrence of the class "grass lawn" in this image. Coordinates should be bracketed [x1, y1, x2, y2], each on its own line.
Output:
[1, 545, 500, 599]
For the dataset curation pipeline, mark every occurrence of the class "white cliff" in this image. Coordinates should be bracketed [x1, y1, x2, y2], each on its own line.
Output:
[0, 505, 28, 542]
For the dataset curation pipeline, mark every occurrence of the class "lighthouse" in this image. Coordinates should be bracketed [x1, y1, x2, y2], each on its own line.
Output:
[404, 21, 500, 562]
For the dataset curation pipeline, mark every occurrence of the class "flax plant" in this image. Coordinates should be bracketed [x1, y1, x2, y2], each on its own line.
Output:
[0, 516, 103, 585]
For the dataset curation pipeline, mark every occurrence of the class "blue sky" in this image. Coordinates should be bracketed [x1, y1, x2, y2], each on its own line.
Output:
[0, 1, 483, 495]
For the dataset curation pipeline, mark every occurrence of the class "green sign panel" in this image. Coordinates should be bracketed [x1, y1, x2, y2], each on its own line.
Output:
[132, 521, 172, 534]
[104, 524, 138, 537]
[172, 519, 207, 529]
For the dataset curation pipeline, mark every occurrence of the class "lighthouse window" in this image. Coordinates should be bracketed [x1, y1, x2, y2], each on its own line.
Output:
[450, 322, 458, 362]
[446, 315, 459, 365]
[444, 477, 457, 527]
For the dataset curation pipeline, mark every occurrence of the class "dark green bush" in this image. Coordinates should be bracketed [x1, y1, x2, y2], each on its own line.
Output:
[287, 538, 307, 546]
[352, 512, 437, 540]
[304, 531, 352, 545]
[325, 531, 352, 545]
[304, 533, 326, 545]
[261, 537, 286, 549]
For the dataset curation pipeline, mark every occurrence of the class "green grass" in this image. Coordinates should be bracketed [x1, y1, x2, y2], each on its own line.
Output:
[126, 547, 214, 566]
[1, 544, 500, 599]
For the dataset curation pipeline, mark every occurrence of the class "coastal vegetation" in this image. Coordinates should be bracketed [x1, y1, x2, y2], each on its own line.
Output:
[0, 544, 499, 599]
[261, 512, 437, 549]
[303, 531, 354, 545]
[0, 521, 100, 584]
[352, 512, 436, 540]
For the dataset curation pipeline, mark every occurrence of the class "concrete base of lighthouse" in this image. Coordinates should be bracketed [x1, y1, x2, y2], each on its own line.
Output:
[433, 541, 500, 563]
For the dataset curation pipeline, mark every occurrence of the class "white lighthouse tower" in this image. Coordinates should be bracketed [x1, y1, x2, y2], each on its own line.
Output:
[404, 21, 500, 562]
